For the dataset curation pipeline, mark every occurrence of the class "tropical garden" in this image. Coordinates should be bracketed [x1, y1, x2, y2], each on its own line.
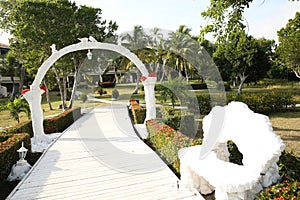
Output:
[0, 0, 299, 199]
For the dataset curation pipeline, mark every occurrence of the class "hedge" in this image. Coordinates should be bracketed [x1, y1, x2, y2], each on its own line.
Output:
[1, 107, 82, 137]
[160, 107, 196, 137]
[196, 92, 296, 115]
[0, 133, 31, 180]
[130, 98, 146, 124]
[146, 119, 202, 175]
[43, 107, 81, 133]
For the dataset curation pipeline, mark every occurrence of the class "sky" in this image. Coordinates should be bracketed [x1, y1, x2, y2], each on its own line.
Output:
[0, 0, 300, 44]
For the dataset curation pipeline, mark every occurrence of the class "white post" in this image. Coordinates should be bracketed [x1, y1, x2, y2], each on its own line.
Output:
[23, 86, 50, 151]
[142, 76, 157, 121]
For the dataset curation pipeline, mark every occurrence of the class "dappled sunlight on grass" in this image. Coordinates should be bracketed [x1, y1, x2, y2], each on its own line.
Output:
[270, 111, 300, 157]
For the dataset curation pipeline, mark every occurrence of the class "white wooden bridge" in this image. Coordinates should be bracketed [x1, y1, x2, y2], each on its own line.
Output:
[7, 105, 203, 200]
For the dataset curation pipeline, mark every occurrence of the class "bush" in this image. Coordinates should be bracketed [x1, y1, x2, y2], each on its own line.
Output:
[1, 107, 82, 137]
[196, 92, 296, 115]
[130, 98, 146, 124]
[43, 107, 81, 133]
[190, 83, 207, 90]
[0, 133, 31, 180]
[196, 94, 212, 115]
[257, 180, 300, 200]
[227, 92, 295, 114]
[160, 107, 195, 137]
[146, 119, 202, 175]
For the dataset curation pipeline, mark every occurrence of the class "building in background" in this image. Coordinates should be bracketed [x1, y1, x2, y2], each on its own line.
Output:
[0, 43, 21, 97]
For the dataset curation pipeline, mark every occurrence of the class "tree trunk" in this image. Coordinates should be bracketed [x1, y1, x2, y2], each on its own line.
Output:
[19, 65, 25, 94]
[133, 69, 140, 94]
[114, 66, 119, 84]
[52, 66, 66, 111]
[160, 61, 166, 82]
[292, 65, 300, 79]
[43, 78, 53, 110]
[237, 73, 248, 95]
[63, 75, 67, 106]
[184, 63, 189, 82]
[68, 58, 82, 109]
[9, 75, 15, 101]
[68, 71, 78, 109]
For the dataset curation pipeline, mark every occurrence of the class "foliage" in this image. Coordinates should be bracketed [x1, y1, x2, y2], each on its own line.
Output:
[196, 92, 296, 115]
[157, 77, 191, 107]
[0, 133, 31, 180]
[129, 98, 146, 124]
[277, 12, 300, 79]
[43, 107, 81, 134]
[213, 29, 274, 94]
[0, 0, 118, 109]
[200, 0, 252, 43]
[277, 151, 300, 181]
[146, 119, 202, 175]
[257, 180, 300, 200]
[228, 92, 296, 114]
[160, 107, 195, 137]
[1, 107, 81, 137]
[6, 98, 31, 124]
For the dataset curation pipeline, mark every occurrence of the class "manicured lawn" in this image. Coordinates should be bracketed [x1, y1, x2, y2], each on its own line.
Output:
[270, 110, 300, 157]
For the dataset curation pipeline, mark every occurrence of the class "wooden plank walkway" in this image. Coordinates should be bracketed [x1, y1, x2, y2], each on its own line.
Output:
[8, 105, 203, 200]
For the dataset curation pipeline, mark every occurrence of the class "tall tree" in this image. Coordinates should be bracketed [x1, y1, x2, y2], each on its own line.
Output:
[277, 12, 300, 79]
[120, 25, 153, 93]
[200, 0, 299, 43]
[0, 0, 118, 110]
[164, 25, 196, 82]
[214, 29, 272, 94]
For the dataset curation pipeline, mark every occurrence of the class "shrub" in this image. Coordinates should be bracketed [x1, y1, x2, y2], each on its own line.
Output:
[146, 119, 202, 175]
[43, 107, 81, 133]
[160, 107, 195, 137]
[0, 133, 31, 180]
[196, 94, 212, 115]
[227, 92, 295, 114]
[130, 98, 146, 124]
[190, 83, 208, 90]
[257, 180, 300, 200]
[196, 92, 296, 115]
[1, 107, 82, 137]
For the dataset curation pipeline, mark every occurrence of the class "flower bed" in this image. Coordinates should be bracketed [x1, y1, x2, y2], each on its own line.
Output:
[146, 119, 202, 175]
[0, 133, 30, 180]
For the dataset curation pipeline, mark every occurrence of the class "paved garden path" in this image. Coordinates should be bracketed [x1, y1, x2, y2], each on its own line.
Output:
[8, 105, 203, 200]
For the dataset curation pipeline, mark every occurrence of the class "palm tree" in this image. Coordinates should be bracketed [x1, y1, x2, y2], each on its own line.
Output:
[164, 25, 196, 82]
[120, 25, 154, 93]
[7, 97, 31, 123]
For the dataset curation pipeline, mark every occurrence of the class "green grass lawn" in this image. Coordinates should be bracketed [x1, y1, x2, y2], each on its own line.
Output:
[270, 111, 300, 157]
[0, 81, 299, 157]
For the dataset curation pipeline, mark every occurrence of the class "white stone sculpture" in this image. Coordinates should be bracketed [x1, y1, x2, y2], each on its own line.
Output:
[179, 101, 285, 200]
